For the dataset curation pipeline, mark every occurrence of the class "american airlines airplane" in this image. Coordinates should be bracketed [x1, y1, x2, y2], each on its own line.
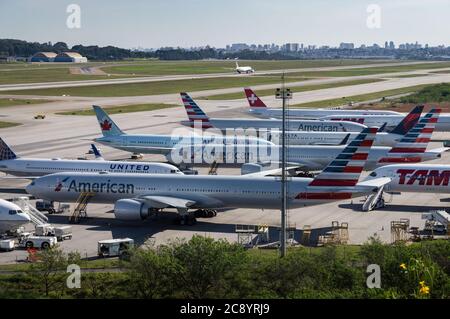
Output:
[0, 199, 31, 233]
[235, 61, 254, 74]
[264, 105, 424, 147]
[93, 105, 273, 155]
[181, 93, 367, 132]
[244, 88, 401, 119]
[26, 127, 390, 225]
[0, 138, 183, 177]
[168, 109, 445, 172]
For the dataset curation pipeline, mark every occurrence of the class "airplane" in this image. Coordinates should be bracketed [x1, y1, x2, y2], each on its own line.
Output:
[244, 87, 401, 119]
[235, 61, 254, 74]
[25, 127, 390, 225]
[93, 105, 274, 155]
[263, 105, 424, 147]
[180, 93, 368, 132]
[168, 108, 445, 173]
[0, 199, 31, 234]
[318, 111, 450, 132]
[0, 137, 183, 177]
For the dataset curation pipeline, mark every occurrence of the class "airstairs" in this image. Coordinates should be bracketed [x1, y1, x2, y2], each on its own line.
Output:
[11, 196, 48, 226]
[362, 185, 386, 212]
[69, 192, 95, 223]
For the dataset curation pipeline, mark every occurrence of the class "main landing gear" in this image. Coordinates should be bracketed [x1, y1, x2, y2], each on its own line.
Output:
[173, 209, 218, 226]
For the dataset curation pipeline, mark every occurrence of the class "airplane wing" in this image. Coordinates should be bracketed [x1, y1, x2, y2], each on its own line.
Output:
[243, 166, 301, 177]
[428, 147, 450, 154]
[140, 195, 196, 209]
[0, 176, 38, 180]
[354, 177, 392, 192]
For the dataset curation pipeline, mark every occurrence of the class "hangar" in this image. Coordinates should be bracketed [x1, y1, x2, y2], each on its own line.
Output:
[54, 52, 88, 63]
[29, 52, 57, 62]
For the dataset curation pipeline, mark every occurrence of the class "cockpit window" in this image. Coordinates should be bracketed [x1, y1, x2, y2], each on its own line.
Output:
[369, 172, 377, 177]
[9, 210, 22, 215]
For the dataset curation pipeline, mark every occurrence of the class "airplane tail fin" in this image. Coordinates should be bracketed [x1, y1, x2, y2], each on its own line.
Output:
[180, 93, 212, 129]
[92, 105, 124, 137]
[244, 88, 267, 108]
[380, 108, 441, 163]
[389, 105, 423, 135]
[91, 144, 104, 161]
[0, 138, 18, 160]
[308, 127, 378, 188]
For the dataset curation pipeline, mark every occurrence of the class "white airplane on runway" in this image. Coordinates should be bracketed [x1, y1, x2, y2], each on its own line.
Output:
[93, 105, 273, 155]
[181, 93, 367, 132]
[25, 127, 390, 225]
[235, 61, 254, 74]
[264, 105, 424, 147]
[0, 199, 31, 233]
[0, 138, 183, 177]
[244, 88, 401, 119]
[169, 108, 446, 173]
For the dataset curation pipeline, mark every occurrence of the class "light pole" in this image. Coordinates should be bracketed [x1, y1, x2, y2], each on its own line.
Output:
[275, 74, 292, 257]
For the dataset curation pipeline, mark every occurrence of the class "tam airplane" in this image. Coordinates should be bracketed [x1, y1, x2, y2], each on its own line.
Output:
[26, 127, 391, 225]
[181, 93, 367, 132]
[235, 61, 254, 74]
[93, 105, 273, 155]
[0, 138, 183, 177]
[169, 108, 444, 173]
[0, 199, 31, 233]
[244, 88, 401, 119]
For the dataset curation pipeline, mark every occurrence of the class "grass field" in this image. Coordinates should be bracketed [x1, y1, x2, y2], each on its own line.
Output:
[2, 75, 311, 97]
[0, 121, 21, 128]
[291, 84, 429, 108]
[57, 103, 177, 115]
[268, 62, 450, 78]
[201, 78, 385, 100]
[0, 98, 51, 107]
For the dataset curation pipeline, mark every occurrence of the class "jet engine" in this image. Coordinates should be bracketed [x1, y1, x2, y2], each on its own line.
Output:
[114, 199, 152, 220]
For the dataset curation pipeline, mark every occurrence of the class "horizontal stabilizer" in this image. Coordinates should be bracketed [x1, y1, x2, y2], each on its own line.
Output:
[355, 177, 391, 191]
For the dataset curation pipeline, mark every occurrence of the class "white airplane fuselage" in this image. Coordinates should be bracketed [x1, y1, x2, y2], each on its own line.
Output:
[0, 158, 182, 177]
[364, 164, 450, 194]
[95, 134, 273, 155]
[249, 107, 401, 119]
[0, 199, 30, 233]
[26, 172, 361, 209]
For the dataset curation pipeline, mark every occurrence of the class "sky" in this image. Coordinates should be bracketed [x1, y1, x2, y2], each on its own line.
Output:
[1, 0, 450, 49]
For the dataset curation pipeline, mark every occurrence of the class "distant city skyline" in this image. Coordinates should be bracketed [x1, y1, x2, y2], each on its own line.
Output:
[1, 0, 450, 49]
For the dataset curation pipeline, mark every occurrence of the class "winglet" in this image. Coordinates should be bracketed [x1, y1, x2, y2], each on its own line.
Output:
[92, 105, 124, 137]
[244, 88, 267, 108]
[180, 93, 213, 129]
[91, 144, 104, 161]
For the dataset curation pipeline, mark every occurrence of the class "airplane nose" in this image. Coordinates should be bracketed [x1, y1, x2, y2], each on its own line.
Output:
[25, 181, 35, 195]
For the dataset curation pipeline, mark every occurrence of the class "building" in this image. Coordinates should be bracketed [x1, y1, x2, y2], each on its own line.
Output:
[29, 52, 57, 62]
[54, 52, 87, 63]
[339, 42, 354, 49]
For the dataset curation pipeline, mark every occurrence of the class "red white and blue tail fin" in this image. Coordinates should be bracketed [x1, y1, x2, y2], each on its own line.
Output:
[180, 93, 213, 129]
[244, 88, 267, 108]
[379, 108, 440, 163]
[389, 105, 423, 135]
[308, 127, 378, 187]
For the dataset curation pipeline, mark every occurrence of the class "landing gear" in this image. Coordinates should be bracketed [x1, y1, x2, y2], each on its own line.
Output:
[193, 209, 217, 218]
[174, 213, 197, 226]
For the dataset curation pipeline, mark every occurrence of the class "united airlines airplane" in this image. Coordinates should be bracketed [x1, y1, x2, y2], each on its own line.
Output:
[93, 105, 273, 155]
[0, 138, 183, 177]
[26, 128, 390, 225]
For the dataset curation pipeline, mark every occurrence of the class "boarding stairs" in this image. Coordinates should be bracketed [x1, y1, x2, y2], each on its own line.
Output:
[362, 185, 385, 212]
[11, 196, 48, 226]
[208, 161, 219, 175]
[69, 192, 95, 223]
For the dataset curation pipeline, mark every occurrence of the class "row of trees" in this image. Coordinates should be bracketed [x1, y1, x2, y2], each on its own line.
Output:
[0, 236, 448, 299]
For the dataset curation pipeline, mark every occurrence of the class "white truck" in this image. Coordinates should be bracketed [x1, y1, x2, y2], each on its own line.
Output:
[19, 233, 57, 249]
[0, 239, 15, 252]
[35, 224, 72, 241]
[98, 238, 134, 258]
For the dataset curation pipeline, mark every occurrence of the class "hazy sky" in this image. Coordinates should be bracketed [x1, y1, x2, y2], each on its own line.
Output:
[1, 0, 449, 49]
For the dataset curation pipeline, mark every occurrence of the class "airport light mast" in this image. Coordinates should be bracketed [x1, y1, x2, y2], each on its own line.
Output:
[275, 74, 292, 258]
